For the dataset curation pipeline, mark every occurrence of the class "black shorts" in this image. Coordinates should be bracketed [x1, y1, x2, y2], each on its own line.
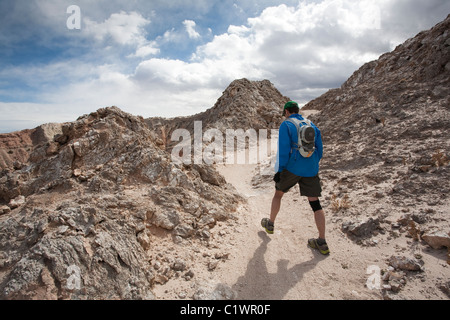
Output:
[275, 169, 322, 197]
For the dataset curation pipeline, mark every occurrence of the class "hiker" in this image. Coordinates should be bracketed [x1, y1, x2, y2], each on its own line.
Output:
[261, 101, 329, 255]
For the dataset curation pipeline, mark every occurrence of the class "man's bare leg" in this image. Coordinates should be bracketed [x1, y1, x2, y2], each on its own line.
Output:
[270, 190, 285, 223]
[308, 196, 325, 240]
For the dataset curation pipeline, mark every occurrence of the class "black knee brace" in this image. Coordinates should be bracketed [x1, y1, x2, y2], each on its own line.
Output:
[309, 200, 322, 212]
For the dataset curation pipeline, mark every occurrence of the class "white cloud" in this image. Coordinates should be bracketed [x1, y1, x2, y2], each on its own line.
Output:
[132, 42, 160, 58]
[183, 20, 201, 39]
[84, 11, 159, 59]
[84, 11, 150, 45]
[2, 0, 450, 133]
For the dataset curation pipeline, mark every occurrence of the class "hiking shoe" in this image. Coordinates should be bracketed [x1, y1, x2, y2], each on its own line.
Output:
[308, 238, 330, 255]
[261, 218, 274, 234]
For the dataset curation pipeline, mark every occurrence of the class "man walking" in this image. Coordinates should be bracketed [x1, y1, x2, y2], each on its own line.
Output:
[261, 101, 329, 255]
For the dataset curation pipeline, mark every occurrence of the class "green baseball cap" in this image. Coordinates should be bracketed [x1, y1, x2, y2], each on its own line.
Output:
[284, 101, 299, 109]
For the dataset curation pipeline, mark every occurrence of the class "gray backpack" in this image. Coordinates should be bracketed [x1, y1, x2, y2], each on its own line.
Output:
[285, 118, 316, 158]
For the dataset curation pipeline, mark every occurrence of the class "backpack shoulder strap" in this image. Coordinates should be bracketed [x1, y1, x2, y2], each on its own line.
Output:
[283, 119, 301, 153]
[284, 118, 300, 128]
[283, 118, 299, 138]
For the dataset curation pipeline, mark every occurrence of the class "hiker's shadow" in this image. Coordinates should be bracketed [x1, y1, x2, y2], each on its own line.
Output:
[232, 231, 325, 300]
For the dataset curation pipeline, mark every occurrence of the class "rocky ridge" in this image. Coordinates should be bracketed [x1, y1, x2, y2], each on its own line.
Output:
[0, 106, 243, 299]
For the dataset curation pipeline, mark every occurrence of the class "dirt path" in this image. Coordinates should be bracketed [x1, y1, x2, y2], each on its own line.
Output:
[214, 163, 382, 300]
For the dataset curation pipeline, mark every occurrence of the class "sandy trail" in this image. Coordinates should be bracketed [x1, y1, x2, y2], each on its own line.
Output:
[153, 158, 449, 300]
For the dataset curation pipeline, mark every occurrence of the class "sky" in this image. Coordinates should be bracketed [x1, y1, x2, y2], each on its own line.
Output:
[0, 0, 449, 133]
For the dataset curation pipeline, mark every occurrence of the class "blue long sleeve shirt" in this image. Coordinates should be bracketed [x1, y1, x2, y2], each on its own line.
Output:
[275, 114, 323, 177]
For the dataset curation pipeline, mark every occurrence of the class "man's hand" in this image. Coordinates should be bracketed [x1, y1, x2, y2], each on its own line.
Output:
[273, 172, 281, 183]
